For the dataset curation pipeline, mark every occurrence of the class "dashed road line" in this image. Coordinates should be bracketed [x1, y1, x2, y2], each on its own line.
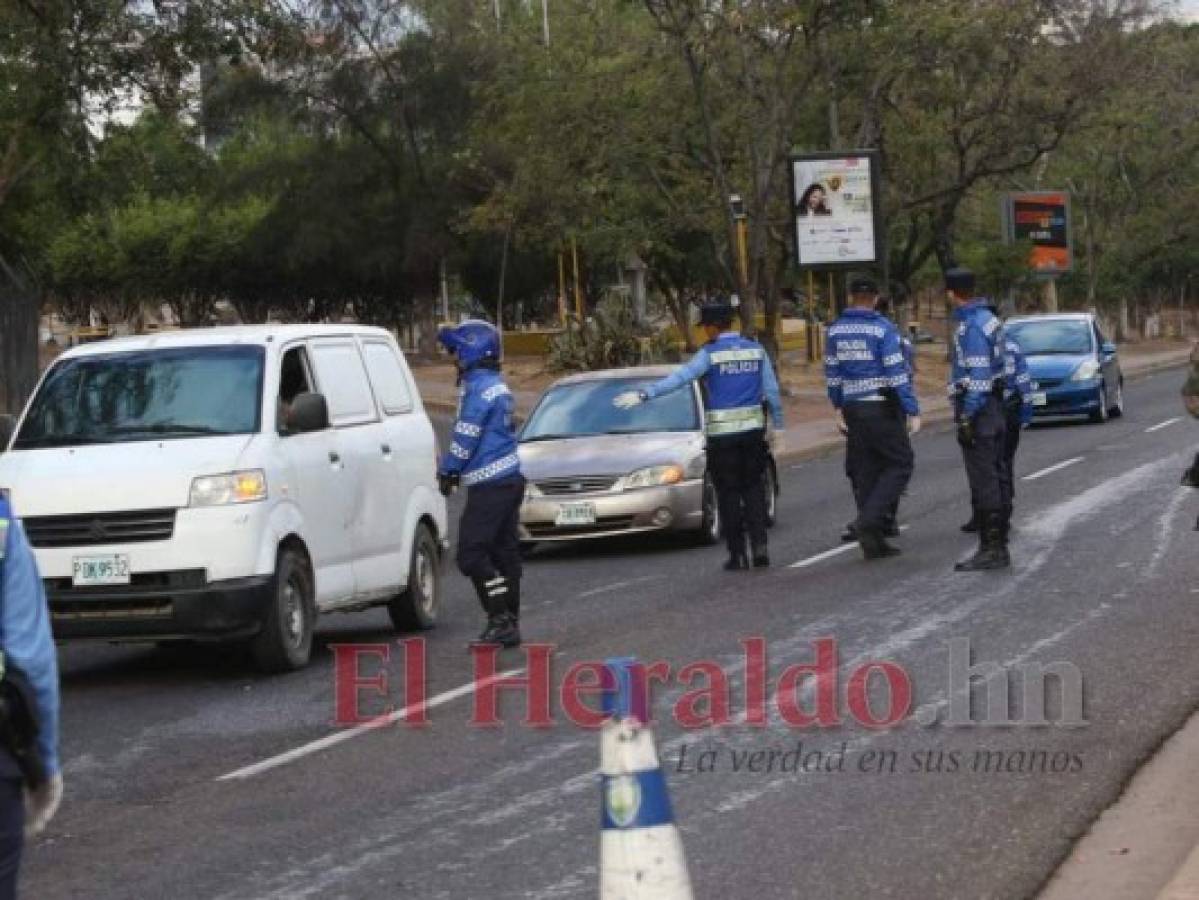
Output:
[1022, 457, 1085, 482]
[1145, 417, 1182, 433]
[216, 667, 526, 781]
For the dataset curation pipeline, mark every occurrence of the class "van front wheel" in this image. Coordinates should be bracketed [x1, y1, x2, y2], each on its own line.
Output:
[389, 524, 440, 632]
[251, 548, 315, 673]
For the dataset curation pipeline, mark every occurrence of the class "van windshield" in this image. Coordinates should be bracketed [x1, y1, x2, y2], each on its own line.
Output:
[14, 346, 265, 449]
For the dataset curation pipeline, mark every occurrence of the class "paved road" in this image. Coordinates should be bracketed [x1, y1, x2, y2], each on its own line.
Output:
[26, 368, 1199, 900]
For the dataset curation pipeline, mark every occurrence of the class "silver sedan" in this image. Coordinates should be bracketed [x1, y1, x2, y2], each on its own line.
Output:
[517, 366, 778, 546]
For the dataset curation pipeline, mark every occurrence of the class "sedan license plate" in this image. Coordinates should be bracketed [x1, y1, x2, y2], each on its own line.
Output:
[1031, 392, 1048, 407]
[555, 501, 597, 527]
[72, 554, 131, 587]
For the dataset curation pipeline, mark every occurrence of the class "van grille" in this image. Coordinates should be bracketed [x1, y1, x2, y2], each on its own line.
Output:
[536, 476, 619, 496]
[24, 509, 177, 549]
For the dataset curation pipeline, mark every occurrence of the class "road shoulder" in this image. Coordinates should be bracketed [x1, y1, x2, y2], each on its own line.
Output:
[1039, 707, 1199, 900]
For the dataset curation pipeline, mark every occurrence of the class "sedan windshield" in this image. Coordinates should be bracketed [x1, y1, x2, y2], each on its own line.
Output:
[1005, 320, 1094, 355]
[521, 377, 699, 440]
[15, 346, 265, 449]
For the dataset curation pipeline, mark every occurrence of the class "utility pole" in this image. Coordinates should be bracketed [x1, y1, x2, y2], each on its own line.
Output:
[542, 0, 550, 46]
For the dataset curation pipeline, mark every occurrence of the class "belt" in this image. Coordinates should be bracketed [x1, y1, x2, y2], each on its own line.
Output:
[846, 395, 886, 403]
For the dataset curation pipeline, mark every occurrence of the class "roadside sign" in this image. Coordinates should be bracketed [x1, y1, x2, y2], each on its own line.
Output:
[1004, 192, 1073, 275]
[789, 150, 883, 270]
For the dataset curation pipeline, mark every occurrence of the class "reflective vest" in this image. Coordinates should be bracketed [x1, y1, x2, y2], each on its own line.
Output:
[703, 335, 768, 437]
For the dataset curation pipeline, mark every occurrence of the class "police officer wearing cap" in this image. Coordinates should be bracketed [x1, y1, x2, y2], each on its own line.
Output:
[946, 268, 1011, 571]
[825, 276, 921, 560]
[961, 303, 1033, 538]
[437, 320, 525, 648]
[614, 299, 784, 570]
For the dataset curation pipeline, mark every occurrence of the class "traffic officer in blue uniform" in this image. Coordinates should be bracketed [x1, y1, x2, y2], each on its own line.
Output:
[0, 492, 63, 898]
[613, 299, 784, 570]
[825, 276, 921, 560]
[841, 292, 915, 543]
[947, 268, 1011, 571]
[437, 321, 525, 648]
[961, 304, 1033, 537]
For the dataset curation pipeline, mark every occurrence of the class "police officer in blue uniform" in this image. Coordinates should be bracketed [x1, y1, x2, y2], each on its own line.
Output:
[613, 300, 784, 570]
[825, 277, 921, 560]
[947, 268, 1011, 571]
[0, 492, 63, 898]
[961, 306, 1033, 537]
[437, 321, 525, 648]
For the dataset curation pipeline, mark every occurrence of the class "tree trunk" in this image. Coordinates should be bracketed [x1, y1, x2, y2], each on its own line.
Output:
[0, 262, 41, 415]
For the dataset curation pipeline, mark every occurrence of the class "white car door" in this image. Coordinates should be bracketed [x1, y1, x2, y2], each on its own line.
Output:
[354, 337, 433, 596]
[275, 343, 356, 606]
[308, 337, 393, 601]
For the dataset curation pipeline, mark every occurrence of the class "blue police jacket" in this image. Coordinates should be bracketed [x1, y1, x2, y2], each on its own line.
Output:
[950, 299, 1006, 418]
[0, 496, 60, 776]
[643, 332, 784, 436]
[824, 308, 920, 417]
[1004, 336, 1034, 426]
[439, 366, 522, 487]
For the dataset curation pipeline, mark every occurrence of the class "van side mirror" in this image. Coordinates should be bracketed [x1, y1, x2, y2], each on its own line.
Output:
[287, 393, 330, 434]
[1101, 341, 1117, 357]
[0, 416, 14, 451]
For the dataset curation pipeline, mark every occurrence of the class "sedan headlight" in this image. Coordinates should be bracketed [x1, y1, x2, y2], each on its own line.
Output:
[190, 470, 267, 507]
[1070, 360, 1101, 382]
[623, 465, 684, 490]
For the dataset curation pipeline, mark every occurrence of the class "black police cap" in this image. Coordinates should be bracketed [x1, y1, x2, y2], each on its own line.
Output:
[945, 267, 976, 294]
[849, 276, 879, 295]
[699, 300, 735, 327]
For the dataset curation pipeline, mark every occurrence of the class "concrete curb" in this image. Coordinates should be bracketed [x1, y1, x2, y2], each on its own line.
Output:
[1157, 847, 1199, 900]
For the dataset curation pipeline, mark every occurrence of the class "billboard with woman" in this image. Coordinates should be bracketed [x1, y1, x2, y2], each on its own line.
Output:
[790, 151, 883, 269]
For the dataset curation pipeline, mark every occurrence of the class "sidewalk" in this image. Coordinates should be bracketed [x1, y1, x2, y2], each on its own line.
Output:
[411, 343, 1193, 462]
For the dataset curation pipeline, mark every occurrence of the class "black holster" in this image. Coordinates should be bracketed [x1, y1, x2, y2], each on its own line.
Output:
[0, 663, 45, 789]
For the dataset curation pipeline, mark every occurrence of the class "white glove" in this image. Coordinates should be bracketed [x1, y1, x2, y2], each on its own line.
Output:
[26, 773, 63, 837]
[908, 415, 922, 435]
[834, 410, 848, 436]
[613, 391, 645, 410]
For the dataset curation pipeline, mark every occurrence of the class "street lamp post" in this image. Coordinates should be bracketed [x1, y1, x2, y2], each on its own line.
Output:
[728, 193, 749, 289]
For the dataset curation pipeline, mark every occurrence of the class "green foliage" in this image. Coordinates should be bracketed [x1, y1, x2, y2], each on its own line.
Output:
[547, 293, 675, 372]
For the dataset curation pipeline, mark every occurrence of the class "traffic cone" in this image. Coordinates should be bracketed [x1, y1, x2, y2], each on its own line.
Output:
[599, 656, 693, 899]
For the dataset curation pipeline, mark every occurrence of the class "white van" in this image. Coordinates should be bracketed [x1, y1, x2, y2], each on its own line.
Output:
[0, 325, 448, 672]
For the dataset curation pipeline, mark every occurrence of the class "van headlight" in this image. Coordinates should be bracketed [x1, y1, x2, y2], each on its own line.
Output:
[623, 465, 684, 490]
[1070, 360, 1101, 382]
[190, 470, 268, 506]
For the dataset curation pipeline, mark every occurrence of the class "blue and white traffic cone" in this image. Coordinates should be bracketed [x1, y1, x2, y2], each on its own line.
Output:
[600, 657, 693, 899]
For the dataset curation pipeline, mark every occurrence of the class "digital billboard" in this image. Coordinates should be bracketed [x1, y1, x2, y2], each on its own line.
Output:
[1005, 192, 1073, 274]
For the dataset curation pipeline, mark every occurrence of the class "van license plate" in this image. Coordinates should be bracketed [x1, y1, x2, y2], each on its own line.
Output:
[72, 554, 131, 587]
[555, 502, 597, 527]
[1031, 392, 1047, 407]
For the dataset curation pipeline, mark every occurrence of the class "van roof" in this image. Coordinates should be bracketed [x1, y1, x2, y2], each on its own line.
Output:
[55, 324, 397, 360]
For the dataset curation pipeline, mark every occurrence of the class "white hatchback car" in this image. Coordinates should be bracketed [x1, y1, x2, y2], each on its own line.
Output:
[0, 325, 447, 672]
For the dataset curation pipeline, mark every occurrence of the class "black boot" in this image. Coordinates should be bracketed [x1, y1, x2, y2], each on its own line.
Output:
[841, 522, 858, 543]
[1001, 504, 1013, 540]
[954, 510, 1010, 571]
[504, 577, 522, 647]
[961, 510, 979, 533]
[858, 525, 901, 560]
[881, 517, 901, 539]
[724, 551, 749, 571]
[751, 542, 770, 568]
[469, 576, 520, 647]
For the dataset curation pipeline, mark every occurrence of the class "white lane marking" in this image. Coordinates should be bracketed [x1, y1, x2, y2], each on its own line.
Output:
[789, 525, 910, 568]
[1022, 456, 1084, 482]
[1146, 417, 1182, 433]
[216, 668, 526, 781]
[1147, 487, 1189, 577]
[575, 575, 662, 599]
